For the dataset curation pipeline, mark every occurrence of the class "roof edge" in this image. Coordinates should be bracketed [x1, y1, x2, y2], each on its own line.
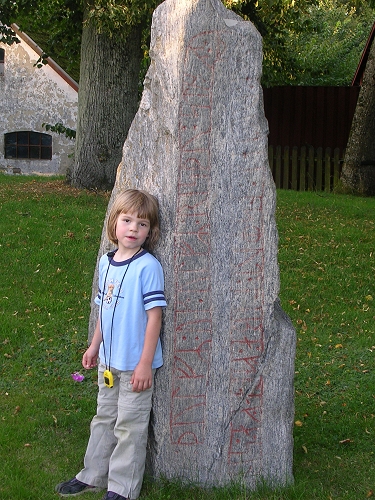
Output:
[352, 21, 375, 87]
[11, 24, 78, 92]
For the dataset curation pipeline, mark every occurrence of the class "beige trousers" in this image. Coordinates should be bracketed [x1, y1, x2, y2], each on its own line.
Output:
[76, 364, 154, 499]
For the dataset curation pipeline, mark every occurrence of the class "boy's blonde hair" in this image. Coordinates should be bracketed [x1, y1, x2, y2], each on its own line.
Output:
[106, 189, 160, 252]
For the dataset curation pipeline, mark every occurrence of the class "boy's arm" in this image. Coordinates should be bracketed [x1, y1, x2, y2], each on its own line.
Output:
[131, 306, 162, 392]
[82, 316, 102, 369]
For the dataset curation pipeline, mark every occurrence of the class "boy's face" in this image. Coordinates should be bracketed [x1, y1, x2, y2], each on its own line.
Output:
[115, 212, 150, 254]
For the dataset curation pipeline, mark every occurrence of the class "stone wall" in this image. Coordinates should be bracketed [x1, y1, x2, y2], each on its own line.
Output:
[0, 32, 77, 175]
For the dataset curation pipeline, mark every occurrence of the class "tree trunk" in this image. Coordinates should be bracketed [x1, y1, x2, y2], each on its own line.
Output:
[341, 35, 375, 196]
[71, 18, 142, 190]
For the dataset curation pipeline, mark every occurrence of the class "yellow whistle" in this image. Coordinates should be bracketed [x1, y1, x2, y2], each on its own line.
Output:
[103, 370, 114, 388]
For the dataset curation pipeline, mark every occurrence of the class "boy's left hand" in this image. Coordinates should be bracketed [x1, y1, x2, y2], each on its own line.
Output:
[130, 362, 153, 392]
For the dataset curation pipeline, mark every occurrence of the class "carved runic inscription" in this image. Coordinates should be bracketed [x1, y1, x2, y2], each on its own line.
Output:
[171, 30, 265, 472]
[228, 193, 265, 470]
[171, 31, 224, 448]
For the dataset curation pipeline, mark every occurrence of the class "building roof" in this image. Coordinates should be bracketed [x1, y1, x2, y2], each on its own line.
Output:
[10, 24, 78, 92]
[352, 21, 375, 87]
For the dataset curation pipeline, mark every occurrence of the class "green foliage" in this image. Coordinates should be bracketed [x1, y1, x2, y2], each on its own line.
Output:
[2, 0, 375, 86]
[85, 0, 161, 37]
[33, 52, 49, 68]
[0, 177, 375, 499]
[0, 25, 21, 45]
[282, 0, 375, 85]
[0, 0, 83, 81]
[224, 0, 317, 86]
[42, 122, 77, 139]
[224, 0, 375, 86]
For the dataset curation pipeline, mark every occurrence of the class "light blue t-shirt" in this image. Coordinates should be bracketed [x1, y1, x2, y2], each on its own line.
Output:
[95, 249, 166, 371]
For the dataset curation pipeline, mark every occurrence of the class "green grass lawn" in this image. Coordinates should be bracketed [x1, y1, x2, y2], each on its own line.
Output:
[277, 191, 374, 500]
[0, 175, 374, 500]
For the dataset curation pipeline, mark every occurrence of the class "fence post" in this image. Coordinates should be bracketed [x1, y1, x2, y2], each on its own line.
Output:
[325, 148, 331, 193]
[308, 146, 315, 191]
[283, 146, 289, 189]
[333, 148, 340, 189]
[268, 145, 274, 181]
[275, 146, 282, 189]
[300, 146, 306, 191]
[291, 147, 298, 191]
[316, 147, 323, 191]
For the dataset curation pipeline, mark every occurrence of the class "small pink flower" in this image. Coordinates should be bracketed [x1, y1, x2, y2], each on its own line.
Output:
[71, 372, 85, 382]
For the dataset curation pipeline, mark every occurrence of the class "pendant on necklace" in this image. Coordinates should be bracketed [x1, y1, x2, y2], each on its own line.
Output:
[104, 283, 115, 304]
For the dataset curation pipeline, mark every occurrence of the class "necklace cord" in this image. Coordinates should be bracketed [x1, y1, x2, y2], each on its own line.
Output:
[99, 247, 142, 372]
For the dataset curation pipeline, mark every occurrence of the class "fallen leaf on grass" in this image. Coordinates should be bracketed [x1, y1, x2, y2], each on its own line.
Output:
[295, 420, 303, 427]
[366, 491, 373, 498]
[339, 439, 353, 444]
[302, 445, 308, 454]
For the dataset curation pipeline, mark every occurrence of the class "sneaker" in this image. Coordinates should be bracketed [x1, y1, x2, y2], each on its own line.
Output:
[55, 477, 102, 497]
[102, 492, 129, 500]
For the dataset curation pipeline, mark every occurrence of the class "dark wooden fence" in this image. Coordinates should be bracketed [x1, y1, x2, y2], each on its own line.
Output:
[263, 86, 360, 191]
[263, 86, 359, 156]
[268, 146, 342, 192]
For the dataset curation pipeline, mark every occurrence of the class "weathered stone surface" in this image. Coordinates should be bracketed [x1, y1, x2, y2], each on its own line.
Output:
[90, 0, 296, 489]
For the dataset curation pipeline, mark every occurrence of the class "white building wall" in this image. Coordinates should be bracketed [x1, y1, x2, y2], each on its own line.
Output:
[0, 34, 78, 175]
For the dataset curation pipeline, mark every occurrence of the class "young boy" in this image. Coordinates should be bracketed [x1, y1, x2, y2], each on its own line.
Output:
[56, 189, 167, 500]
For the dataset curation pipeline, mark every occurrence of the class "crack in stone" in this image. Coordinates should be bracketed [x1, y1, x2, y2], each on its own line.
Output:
[207, 324, 274, 474]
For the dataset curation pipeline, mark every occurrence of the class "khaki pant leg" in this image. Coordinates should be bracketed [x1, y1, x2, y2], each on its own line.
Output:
[107, 370, 154, 499]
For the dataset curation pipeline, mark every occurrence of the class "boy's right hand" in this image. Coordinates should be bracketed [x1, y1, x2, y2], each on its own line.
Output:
[82, 346, 99, 369]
